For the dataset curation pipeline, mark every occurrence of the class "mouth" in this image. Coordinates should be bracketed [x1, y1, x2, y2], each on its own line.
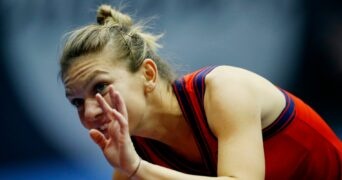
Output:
[97, 123, 109, 138]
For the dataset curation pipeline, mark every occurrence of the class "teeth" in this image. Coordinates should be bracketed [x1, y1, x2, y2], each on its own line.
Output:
[99, 124, 108, 131]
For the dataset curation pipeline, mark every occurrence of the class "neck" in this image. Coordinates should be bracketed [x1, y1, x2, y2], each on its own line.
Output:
[132, 80, 189, 146]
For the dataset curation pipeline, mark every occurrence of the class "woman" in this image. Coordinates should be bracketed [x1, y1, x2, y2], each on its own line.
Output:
[60, 4, 342, 179]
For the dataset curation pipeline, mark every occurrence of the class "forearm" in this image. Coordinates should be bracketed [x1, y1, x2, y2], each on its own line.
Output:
[130, 160, 232, 180]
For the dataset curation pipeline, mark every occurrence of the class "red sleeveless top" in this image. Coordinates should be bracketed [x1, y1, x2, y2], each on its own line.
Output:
[132, 66, 342, 179]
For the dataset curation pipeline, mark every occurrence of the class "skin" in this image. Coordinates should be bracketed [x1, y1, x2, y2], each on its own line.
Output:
[64, 45, 286, 179]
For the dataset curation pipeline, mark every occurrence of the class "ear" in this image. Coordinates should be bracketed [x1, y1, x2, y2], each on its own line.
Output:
[141, 59, 157, 93]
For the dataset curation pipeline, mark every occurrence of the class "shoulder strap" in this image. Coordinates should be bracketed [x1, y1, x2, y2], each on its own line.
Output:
[172, 65, 218, 176]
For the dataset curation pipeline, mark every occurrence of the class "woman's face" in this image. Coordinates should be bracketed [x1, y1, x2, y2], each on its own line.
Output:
[63, 50, 146, 134]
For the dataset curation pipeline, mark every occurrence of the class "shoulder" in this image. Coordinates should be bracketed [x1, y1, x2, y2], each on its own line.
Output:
[204, 66, 266, 109]
[205, 65, 281, 107]
[203, 65, 282, 135]
[205, 65, 265, 91]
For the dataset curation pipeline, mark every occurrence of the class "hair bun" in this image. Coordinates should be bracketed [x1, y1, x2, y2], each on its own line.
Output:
[96, 4, 132, 27]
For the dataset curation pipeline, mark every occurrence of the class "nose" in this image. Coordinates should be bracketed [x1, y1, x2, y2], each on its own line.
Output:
[82, 98, 102, 129]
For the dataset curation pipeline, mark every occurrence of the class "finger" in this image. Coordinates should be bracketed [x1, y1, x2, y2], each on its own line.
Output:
[89, 129, 108, 150]
[96, 93, 116, 120]
[110, 108, 128, 131]
[96, 92, 126, 126]
[109, 87, 129, 130]
[107, 117, 129, 143]
[96, 93, 128, 133]
[107, 120, 121, 141]
[109, 86, 128, 118]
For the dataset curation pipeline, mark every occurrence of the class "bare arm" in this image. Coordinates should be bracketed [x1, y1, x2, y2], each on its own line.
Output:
[204, 66, 265, 179]
[113, 162, 234, 180]
[129, 161, 234, 180]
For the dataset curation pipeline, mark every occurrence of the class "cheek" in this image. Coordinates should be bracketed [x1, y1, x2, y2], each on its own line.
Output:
[114, 76, 145, 118]
[77, 110, 87, 128]
[121, 89, 145, 119]
[125, 102, 144, 123]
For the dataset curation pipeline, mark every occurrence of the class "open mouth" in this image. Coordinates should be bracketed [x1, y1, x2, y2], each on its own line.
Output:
[98, 123, 109, 138]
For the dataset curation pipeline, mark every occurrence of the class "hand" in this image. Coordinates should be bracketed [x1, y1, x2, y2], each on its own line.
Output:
[89, 85, 140, 176]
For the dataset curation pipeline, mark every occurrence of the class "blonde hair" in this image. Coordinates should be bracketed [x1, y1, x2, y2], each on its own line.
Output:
[60, 4, 175, 82]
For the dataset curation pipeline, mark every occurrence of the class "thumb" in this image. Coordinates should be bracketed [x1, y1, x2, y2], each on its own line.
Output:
[89, 129, 107, 150]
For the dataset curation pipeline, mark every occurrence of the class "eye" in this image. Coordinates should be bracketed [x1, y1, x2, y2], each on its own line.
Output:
[94, 82, 108, 94]
[71, 98, 84, 108]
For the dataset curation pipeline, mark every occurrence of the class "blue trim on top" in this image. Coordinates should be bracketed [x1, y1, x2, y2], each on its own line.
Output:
[194, 66, 218, 108]
[172, 66, 218, 176]
[262, 90, 296, 139]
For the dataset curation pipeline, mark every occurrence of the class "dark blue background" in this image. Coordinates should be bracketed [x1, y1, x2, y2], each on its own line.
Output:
[1, 0, 341, 179]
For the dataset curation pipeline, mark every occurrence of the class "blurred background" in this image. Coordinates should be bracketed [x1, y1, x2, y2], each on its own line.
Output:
[0, 0, 341, 179]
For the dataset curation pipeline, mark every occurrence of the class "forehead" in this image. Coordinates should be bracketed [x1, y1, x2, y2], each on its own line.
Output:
[64, 44, 120, 79]
[63, 50, 128, 92]
[64, 53, 112, 82]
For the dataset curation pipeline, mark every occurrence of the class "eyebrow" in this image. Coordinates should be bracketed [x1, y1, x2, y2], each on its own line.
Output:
[65, 70, 109, 98]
